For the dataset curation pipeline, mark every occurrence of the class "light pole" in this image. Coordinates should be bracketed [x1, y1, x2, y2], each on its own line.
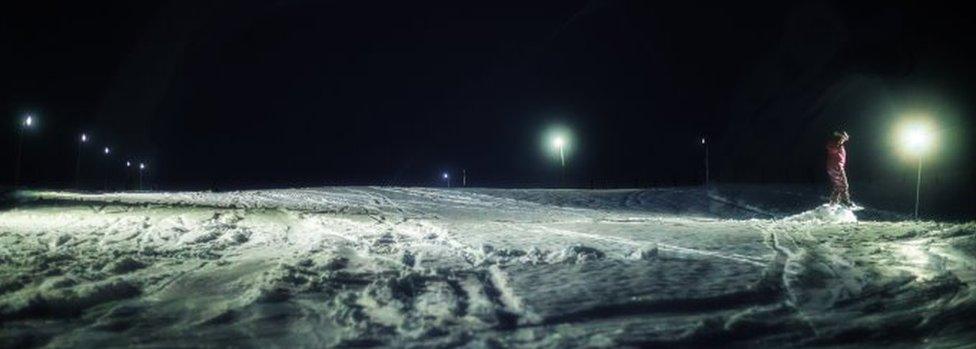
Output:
[102, 147, 111, 191]
[701, 137, 709, 187]
[75, 133, 89, 188]
[550, 133, 569, 187]
[545, 127, 571, 187]
[442, 172, 451, 188]
[125, 160, 132, 190]
[138, 163, 146, 191]
[898, 122, 934, 220]
[553, 136, 566, 168]
[914, 154, 922, 220]
[14, 115, 33, 188]
[554, 136, 566, 187]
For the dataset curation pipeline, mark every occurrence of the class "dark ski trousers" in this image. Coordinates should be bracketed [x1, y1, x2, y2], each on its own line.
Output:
[828, 167, 850, 205]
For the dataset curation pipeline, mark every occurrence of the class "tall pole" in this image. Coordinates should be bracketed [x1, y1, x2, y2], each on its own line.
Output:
[14, 127, 24, 188]
[703, 137, 709, 187]
[125, 161, 131, 190]
[558, 144, 566, 187]
[102, 147, 110, 191]
[75, 144, 83, 188]
[462, 169, 467, 187]
[75, 136, 86, 189]
[558, 144, 565, 168]
[914, 154, 922, 220]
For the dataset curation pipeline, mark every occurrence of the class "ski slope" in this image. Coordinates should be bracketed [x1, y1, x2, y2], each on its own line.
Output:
[1, 187, 974, 348]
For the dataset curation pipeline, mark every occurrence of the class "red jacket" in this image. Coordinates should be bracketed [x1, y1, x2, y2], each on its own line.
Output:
[826, 141, 846, 172]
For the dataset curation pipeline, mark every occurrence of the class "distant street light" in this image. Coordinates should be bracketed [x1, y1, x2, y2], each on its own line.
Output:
[75, 133, 89, 188]
[124, 161, 132, 191]
[442, 172, 451, 187]
[545, 127, 572, 187]
[552, 136, 566, 168]
[138, 162, 146, 190]
[102, 147, 111, 191]
[13, 114, 35, 188]
[897, 121, 935, 220]
[701, 137, 709, 187]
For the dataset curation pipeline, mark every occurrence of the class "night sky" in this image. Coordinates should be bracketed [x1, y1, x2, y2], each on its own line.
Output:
[2, 1, 974, 200]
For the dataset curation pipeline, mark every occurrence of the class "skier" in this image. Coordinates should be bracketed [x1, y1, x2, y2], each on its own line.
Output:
[826, 130, 856, 208]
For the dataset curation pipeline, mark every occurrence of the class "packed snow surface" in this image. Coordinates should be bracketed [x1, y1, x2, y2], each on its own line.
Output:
[1, 187, 974, 348]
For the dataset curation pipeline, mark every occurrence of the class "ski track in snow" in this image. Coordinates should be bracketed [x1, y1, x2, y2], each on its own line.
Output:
[1, 187, 974, 348]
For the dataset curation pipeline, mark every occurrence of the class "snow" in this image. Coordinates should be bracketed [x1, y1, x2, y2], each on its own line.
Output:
[785, 204, 858, 223]
[1, 186, 974, 347]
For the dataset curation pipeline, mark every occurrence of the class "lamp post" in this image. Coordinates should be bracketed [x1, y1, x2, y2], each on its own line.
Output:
[898, 122, 934, 220]
[13, 115, 34, 188]
[138, 163, 146, 191]
[701, 137, 709, 187]
[553, 136, 566, 168]
[550, 133, 570, 187]
[545, 127, 571, 187]
[553, 136, 565, 187]
[442, 172, 451, 188]
[75, 133, 89, 188]
[914, 153, 922, 220]
[102, 147, 111, 191]
[125, 160, 132, 190]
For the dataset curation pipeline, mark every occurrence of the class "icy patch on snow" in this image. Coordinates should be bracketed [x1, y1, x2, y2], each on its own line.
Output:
[784, 204, 857, 223]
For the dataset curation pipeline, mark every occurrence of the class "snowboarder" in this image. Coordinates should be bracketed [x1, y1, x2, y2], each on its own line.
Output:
[826, 130, 854, 207]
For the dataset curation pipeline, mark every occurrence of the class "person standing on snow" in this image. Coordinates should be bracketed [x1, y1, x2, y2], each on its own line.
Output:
[826, 130, 853, 207]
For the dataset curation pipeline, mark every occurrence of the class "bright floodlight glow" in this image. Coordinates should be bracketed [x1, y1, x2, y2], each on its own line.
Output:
[126, 161, 131, 167]
[442, 172, 449, 179]
[897, 121, 935, 156]
[552, 136, 565, 148]
[543, 126, 572, 167]
[139, 163, 145, 170]
[24, 115, 33, 127]
[701, 137, 706, 145]
[104, 147, 111, 155]
[81, 133, 88, 142]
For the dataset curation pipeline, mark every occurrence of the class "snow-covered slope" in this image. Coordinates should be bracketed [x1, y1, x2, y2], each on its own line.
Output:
[1, 187, 974, 348]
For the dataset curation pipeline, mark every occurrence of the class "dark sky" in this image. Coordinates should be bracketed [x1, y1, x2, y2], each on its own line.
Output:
[2, 0, 974, 195]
